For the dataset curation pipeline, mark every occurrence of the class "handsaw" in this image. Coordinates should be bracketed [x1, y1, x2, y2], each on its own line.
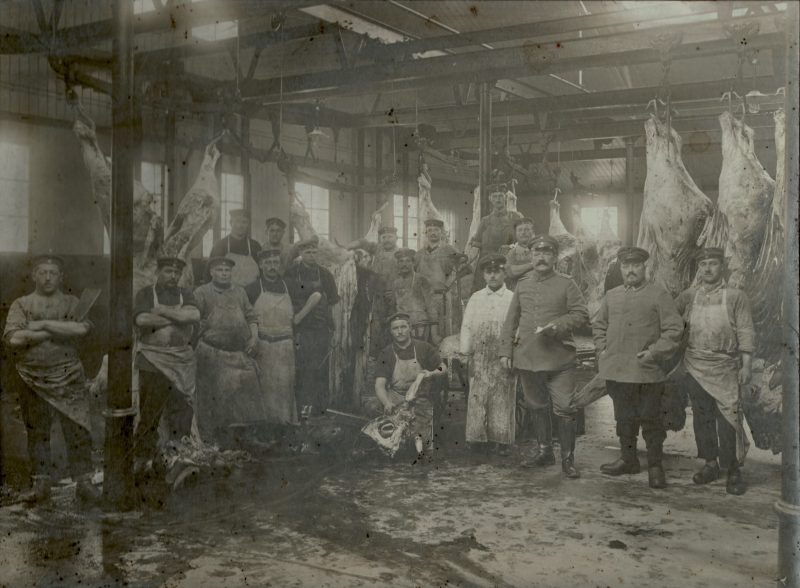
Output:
[68, 288, 102, 322]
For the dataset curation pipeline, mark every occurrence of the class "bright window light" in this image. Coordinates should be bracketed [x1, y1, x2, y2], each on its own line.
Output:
[580, 206, 618, 239]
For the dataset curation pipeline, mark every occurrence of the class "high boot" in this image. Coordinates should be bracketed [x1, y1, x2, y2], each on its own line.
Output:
[558, 417, 580, 479]
[646, 440, 666, 489]
[20, 474, 51, 505]
[522, 410, 555, 467]
[600, 436, 641, 475]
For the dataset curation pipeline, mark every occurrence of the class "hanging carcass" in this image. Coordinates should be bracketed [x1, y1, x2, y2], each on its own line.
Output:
[584, 209, 622, 319]
[638, 114, 712, 297]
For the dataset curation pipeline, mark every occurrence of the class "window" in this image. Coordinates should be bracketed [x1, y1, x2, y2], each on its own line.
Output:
[580, 206, 619, 239]
[203, 172, 244, 256]
[294, 182, 330, 240]
[0, 143, 29, 252]
[393, 194, 419, 249]
[133, 0, 156, 14]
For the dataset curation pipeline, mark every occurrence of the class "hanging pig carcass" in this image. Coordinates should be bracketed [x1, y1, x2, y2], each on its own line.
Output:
[638, 114, 713, 297]
[584, 209, 622, 319]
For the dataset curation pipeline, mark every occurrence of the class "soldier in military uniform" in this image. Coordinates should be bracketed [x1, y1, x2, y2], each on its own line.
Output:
[499, 235, 588, 478]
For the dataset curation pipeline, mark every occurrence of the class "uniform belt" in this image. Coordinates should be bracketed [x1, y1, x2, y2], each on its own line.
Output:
[258, 333, 293, 343]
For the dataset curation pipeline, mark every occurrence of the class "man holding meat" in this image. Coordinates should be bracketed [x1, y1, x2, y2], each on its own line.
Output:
[675, 247, 754, 495]
[499, 235, 588, 478]
[593, 247, 684, 489]
[3, 254, 100, 505]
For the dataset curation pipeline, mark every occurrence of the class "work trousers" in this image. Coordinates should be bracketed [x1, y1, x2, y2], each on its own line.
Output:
[685, 373, 737, 470]
[134, 369, 194, 460]
[519, 368, 576, 418]
[18, 385, 92, 478]
[607, 380, 666, 466]
[295, 328, 331, 415]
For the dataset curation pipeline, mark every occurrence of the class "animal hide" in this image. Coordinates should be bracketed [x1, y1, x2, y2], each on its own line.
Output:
[638, 115, 712, 297]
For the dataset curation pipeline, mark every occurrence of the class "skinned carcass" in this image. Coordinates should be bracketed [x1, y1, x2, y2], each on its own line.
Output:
[73, 116, 112, 237]
[464, 185, 481, 263]
[161, 144, 221, 290]
[638, 114, 712, 297]
[748, 109, 784, 361]
[418, 164, 447, 239]
[706, 111, 775, 288]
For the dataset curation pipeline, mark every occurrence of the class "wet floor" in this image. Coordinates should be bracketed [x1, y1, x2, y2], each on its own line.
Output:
[0, 393, 782, 587]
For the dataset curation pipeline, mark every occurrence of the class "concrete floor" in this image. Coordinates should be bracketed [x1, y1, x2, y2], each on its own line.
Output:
[0, 384, 782, 587]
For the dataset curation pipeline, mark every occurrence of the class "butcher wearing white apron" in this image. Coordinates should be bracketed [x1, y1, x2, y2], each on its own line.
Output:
[208, 208, 261, 288]
[675, 247, 755, 495]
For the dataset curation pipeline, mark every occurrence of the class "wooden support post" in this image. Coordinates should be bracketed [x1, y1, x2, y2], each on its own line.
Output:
[478, 81, 493, 215]
[776, 2, 800, 585]
[375, 127, 383, 210]
[356, 128, 365, 235]
[401, 148, 409, 247]
[103, 0, 135, 511]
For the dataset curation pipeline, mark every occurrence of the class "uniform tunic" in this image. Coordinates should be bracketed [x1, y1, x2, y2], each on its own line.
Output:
[460, 285, 516, 444]
[499, 271, 588, 372]
[593, 283, 684, 383]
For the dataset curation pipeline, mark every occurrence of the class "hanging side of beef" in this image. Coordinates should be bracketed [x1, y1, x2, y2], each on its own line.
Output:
[638, 115, 712, 297]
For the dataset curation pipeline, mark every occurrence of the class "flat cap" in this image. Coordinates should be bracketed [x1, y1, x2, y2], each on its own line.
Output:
[695, 247, 725, 262]
[479, 253, 507, 272]
[531, 234, 559, 253]
[257, 248, 283, 261]
[157, 256, 187, 270]
[394, 248, 416, 260]
[487, 182, 508, 195]
[31, 254, 65, 270]
[228, 208, 250, 219]
[265, 217, 286, 229]
[617, 246, 649, 264]
[378, 226, 398, 235]
[207, 256, 235, 269]
[386, 312, 411, 326]
[424, 218, 444, 228]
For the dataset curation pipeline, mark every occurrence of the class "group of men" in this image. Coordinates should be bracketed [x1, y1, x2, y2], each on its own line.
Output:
[3, 193, 755, 505]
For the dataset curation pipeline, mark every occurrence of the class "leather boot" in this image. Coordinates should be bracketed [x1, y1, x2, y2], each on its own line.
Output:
[558, 417, 580, 479]
[648, 465, 667, 489]
[522, 410, 555, 467]
[20, 474, 51, 505]
[726, 465, 746, 495]
[75, 474, 103, 506]
[600, 437, 641, 475]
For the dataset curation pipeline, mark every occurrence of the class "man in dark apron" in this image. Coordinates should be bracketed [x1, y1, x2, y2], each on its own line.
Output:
[133, 257, 200, 476]
[3, 254, 100, 505]
[285, 236, 340, 416]
[193, 257, 265, 447]
[208, 208, 262, 288]
[675, 248, 755, 495]
[246, 248, 322, 426]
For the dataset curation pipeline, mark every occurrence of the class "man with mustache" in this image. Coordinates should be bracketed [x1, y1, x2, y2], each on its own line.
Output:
[415, 218, 462, 341]
[675, 248, 754, 495]
[593, 247, 683, 489]
[499, 235, 588, 478]
[371, 226, 400, 284]
[391, 248, 434, 339]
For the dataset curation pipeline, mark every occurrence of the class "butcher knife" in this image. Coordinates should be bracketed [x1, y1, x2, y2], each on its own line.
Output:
[69, 288, 102, 322]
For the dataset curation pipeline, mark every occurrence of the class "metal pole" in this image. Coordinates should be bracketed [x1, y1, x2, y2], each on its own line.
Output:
[103, 0, 135, 510]
[165, 110, 177, 223]
[478, 82, 493, 215]
[776, 3, 800, 585]
[375, 127, 384, 212]
[401, 148, 409, 247]
[241, 116, 252, 214]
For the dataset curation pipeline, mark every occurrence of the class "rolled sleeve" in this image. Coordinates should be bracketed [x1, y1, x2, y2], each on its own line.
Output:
[3, 298, 27, 342]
